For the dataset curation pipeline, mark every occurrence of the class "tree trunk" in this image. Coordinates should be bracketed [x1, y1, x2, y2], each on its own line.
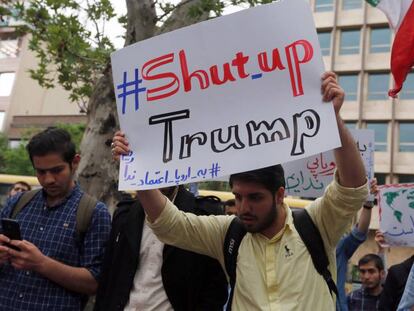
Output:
[77, 0, 211, 211]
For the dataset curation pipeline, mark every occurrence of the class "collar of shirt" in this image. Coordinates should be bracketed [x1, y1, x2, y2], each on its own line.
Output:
[42, 183, 82, 209]
[258, 203, 292, 244]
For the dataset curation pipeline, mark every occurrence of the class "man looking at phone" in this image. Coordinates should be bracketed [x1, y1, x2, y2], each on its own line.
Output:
[0, 128, 111, 311]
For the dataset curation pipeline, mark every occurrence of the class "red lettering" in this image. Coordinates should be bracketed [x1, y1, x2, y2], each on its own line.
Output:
[231, 52, 250, 79]
[285, 39, 313, 97]
[142, 53, 180, 101]
[210, 63, 236, 85]
[258, 48, 286, 72]
[179, 50, 209, 92]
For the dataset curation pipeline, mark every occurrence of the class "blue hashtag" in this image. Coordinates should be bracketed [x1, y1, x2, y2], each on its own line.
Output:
[117, 68, 147, 114]
[209, 162, 221, 178]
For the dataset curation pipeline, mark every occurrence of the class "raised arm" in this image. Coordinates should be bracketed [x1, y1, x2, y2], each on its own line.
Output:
[357, 178, 378, 233]
[322, 72, 366, 188]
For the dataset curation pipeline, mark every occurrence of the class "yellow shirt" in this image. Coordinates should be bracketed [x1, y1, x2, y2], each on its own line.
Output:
[148, 174, 368, 310]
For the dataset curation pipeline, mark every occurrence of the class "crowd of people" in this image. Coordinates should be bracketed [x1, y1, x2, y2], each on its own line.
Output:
[0, 72, 413, 310]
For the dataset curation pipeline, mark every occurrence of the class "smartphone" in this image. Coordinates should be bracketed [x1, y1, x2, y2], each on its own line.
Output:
[1, 218, 21, 251]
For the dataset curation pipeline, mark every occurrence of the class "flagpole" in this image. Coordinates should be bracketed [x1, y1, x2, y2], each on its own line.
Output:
[389, 95, 397, 182]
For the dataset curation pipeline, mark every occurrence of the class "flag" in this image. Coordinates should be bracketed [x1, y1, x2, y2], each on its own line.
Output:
[366, 0, 414, 98]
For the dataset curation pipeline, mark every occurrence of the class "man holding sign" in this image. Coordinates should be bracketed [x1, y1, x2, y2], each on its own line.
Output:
[111, 72, 368, 310]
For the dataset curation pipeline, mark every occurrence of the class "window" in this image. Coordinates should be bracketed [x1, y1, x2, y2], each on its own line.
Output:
[0, 72, 15, 96]
[399, 175, 414, 184]
[370, 27, 391, 53]
[366, 122, 388, 151]
[345, 122, 357, 129]
[0, 111, 4, 131]
[368, 73, 389, 100]
[399, 123, 414, 152]
[342, 0, 362, 10]
[8, 140, 22, 149]
[374, 173, 387, 185]
[400, 73, 414, 100]
[315, 0, 334, 12]
[317, 31, 332, 56]
[339, 29, 361, 55]
[338, 74, 359, 101]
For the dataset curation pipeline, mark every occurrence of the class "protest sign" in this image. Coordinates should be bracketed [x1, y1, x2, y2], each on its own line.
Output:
[283, 129, 374, 197]
[379, 184, 414, 247]
[111, 0, 341, 190]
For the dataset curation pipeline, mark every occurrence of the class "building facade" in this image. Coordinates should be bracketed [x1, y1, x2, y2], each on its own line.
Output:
[0, 12, 85, 141]
[311, 0, 414, 272]
[312, 0, 414, 186]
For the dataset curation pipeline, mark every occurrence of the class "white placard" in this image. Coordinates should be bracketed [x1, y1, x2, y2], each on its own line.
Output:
[283, 129, 375, 197]
[111, 0, 340, 190]
[379, 184, 414, 247]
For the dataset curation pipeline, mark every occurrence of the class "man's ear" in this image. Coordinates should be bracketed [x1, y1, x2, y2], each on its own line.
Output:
[71, 154, 81, 171]
[275, 187, 285, 205]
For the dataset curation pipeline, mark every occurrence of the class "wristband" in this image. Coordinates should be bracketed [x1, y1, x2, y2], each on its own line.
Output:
[363, 203, 373, 210]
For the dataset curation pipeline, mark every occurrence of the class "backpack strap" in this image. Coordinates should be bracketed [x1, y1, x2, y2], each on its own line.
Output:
[223, 217, 247, 311]
[10, 189, 42, 219]
[11, 189, 96, 244]
[292, 209, 338, 297]
[75, 193, 97, 242]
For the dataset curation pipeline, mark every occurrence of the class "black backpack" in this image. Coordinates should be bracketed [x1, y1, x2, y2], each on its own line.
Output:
[223, 208, 338, 310]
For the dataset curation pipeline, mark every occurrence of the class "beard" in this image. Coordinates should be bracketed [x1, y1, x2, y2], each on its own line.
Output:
[240, 202, 278, 234]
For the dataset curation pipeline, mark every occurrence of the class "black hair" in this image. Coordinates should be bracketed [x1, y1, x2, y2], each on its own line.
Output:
[26, 127, 76, 164]
[224, 199, 235, 207]
[229, 164, 285, 194]
[358, 253, 384, 271]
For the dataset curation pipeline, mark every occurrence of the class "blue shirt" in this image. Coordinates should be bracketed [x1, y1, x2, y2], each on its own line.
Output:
[336, 226, 367, 311]
[0, 185, 111, 311]
[398, 262, 414, 311]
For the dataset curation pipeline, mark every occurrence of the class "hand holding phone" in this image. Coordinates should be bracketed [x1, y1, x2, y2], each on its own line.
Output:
[1, 218, 22, 251]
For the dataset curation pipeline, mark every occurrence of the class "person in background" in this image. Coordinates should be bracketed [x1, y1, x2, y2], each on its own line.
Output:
[7, 181, 31, 198]
[397, 262, 414, 311]
[379, 254, 414, 311]
[347, 254, 385, 311]
[223, 198, 237, 216]
[336, 178, 378, 311]
[94, 161, 228, 309]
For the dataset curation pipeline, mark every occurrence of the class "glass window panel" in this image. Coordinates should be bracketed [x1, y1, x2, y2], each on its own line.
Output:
[343, 0, 362, 10]
[366, 122, 388, 151]
[368, 73, 389, 100]
[317, 31, 331, 56]
[370, 28, 391, 53]
[399, 175, 414, 184]
[339, 74, 359, 101]
[0, 73, 15, 97]
[399, 123, 414, 152]
[345, 122, 357, 129]
[374, 173, 386, 185]
[0, 111, 5, 131]
[340, 29, 361, 55]
[400, 73, 414, 100]
[315, 0, 334, 12]
[0, 39, 19, 59]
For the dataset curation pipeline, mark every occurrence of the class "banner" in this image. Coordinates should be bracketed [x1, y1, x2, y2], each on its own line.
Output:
[111, 0, 340, 190]
[379, 184, 414, 247]
[283, 129, 374, 197]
